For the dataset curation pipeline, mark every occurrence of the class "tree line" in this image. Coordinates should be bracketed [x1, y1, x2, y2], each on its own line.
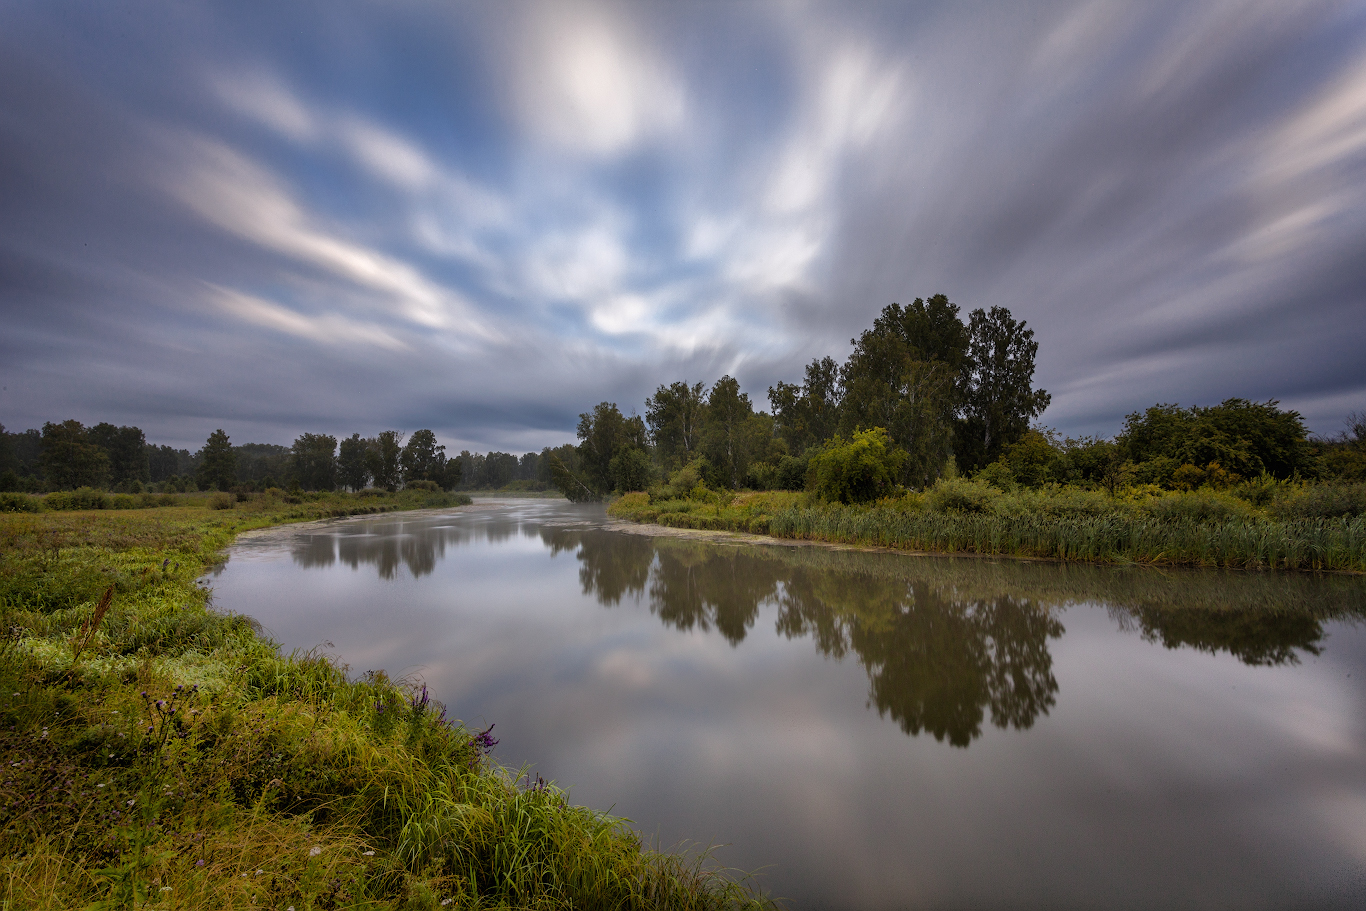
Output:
[0, 424, 470, 494]
[555, 295, 1363, 501]
[554, 296, 1052, 499]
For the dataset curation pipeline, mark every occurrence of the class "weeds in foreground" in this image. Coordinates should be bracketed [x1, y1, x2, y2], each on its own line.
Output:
[0, 501, 774, 909]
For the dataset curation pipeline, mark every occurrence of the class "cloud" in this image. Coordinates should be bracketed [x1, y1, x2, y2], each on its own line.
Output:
[207, 284, 408, 351]
[167, 135, 494, 340]
[507, 1, 685, 155]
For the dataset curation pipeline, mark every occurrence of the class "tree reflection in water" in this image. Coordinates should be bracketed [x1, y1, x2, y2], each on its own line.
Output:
[284, 513, 1365, 747]
[557, 530, 1364, 748]
[563, 531, 1063, 747]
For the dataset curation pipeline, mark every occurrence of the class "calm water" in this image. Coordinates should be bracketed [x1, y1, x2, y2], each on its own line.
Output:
[211, 499, 1366, 910]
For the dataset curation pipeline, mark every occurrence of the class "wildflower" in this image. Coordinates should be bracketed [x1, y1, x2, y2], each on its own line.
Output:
[255, 869, 264, 875]
[442, 900, 453, 907]
[309, 846, 322, 857]
[160, 886, 172, 892]
[362, 850, 375, 856]
[196, 859, 205, 867]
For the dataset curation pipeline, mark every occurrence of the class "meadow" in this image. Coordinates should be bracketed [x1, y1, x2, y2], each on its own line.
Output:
[0, 492, 772, 909]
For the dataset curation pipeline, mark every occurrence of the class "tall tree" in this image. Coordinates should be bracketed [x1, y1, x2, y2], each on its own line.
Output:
[366, 431, 404, 491]
[290, 433, 338, 491]
[645, 381, 707, 470]
[838, 297, 972, 486]
[957, 306, 1050, 472]
[40, 420, 111, 490]
[770, 356, 843, 456]
[400, 429, 447, 485]
[337, 434, 371, 491]
[87, 424, 150, 487]
[195, 429, 237, 492]
[577, 402, 648, 493]
[701, 376, 757, 489]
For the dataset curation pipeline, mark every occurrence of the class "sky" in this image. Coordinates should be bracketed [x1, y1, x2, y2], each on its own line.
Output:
[2, 0, 1365, 453]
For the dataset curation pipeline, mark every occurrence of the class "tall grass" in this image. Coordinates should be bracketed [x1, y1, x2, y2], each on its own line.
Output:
[0, 502, 772, 909]
[609, 486, 1366, 572]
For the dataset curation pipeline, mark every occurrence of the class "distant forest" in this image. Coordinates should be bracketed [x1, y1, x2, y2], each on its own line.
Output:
[4, 296, 1363, 498]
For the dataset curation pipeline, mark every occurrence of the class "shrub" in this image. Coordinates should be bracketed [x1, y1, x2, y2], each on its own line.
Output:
[925, 477, 1001, 514]
[808, 428, 906, 504]
[0, 492, 43, 513]
[208, 491, 235, 510]
[45, 487, 111, 510]
[109, 494, 138, 509]
[1272, 483, 1366, 519]
[1141, 489, 1253, 523]
[405, 479, 440, 492]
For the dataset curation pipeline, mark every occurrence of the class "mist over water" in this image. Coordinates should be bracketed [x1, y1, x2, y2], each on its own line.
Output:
[212, 500, 1366, 909]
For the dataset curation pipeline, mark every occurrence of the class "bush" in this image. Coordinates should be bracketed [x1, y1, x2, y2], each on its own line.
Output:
[405, 479, 440, 492]
[208, 491, 235, 510]
[45, 487, 111, 510]
[925, 477, 1001, 514]
[1141, 489, 1253, 523]
[109, 494, 138, 509]
[0, 492, 43, 513]
[1272, 483, 1366, 519]
[808, 428, 906, 504]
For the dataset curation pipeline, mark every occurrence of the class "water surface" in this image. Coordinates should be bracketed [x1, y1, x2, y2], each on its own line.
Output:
[211, 499, 1366, 910]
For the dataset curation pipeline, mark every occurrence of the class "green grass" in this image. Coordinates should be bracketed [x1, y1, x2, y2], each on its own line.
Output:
[608, 484, 1366, 572]
[0, 497, 773, 910]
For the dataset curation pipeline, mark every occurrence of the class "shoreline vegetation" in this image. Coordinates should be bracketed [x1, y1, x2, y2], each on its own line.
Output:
[0, 493, 774, 909]
[607, 482, 1366, 573]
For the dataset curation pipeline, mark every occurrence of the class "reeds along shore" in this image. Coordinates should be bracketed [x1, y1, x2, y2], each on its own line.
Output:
[608, 483, 1366, 573]
[0, 497, 773, 910]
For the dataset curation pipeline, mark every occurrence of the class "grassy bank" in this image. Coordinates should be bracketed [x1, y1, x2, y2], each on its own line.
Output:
[608, 482, 1366, 572]
[0, 495, 771, 909]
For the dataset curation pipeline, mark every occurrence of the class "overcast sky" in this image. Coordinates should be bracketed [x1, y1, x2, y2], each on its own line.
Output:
[2, 0, 1364, 452]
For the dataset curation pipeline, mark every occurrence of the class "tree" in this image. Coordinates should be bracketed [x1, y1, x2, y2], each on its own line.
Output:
[87, 423, 149, 487]
[839, 297, 970, 486]
[366, 431, 404, 491]
[807, 428, 906, 504]
[957, 306, 1050, 472]
[290, 433, 338, 491]
[701, 376, 757, 489]
[400, 430, 447, 486]
[338, 434, 371, 491]
[195, 429, 237, 492]
[577, 402, 648, 494]
[770, 356, 842, 456]
[481, 452, 518, 488]
[645, 381, 707, 470]
[40, 420, 111, 490]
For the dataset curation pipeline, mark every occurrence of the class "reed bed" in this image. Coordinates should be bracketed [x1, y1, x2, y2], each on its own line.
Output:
[611, 488, 1366, 572]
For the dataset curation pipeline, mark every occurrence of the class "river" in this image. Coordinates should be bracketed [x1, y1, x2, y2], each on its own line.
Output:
[210, 499, 1366, 910]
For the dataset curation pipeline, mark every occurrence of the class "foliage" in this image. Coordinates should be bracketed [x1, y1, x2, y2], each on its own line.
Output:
[1271, 483, 1366, 520]
[646, 380, 708, 470]
[808, 428, 907, 504]
[398, 429, 449, 488]
[575, 402, 650, 495]
[88, 423, 150, 487]
[366, 431, 404, 492]
[337, 433, 371, 491]
[289, 432, 338, 491]
[768, 356, 842, 457]
[41, 420, 112, 491]
[609, 481, 1366, 571]
[195, 429, 238, 492]
[956, 306, 1051, 472]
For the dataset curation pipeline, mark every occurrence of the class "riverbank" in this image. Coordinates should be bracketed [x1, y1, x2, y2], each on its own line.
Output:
[0, 496, 772, 909]
[608, 486, 1366, 573]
